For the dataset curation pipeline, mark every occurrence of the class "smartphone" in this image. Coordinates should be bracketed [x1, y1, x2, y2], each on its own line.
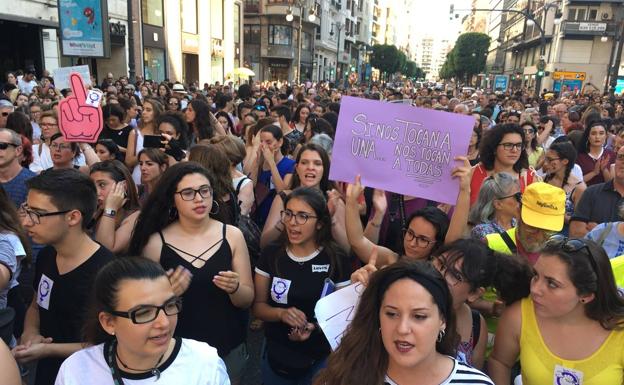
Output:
[143, 135, 165, 148]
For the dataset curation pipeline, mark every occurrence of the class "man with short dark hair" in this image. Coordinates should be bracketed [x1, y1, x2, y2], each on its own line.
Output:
[12, 169, 113, 385]
[0, 128, 35, 207]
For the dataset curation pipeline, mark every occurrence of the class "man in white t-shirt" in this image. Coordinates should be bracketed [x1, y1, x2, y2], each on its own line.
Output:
[18, 69, 38, 95]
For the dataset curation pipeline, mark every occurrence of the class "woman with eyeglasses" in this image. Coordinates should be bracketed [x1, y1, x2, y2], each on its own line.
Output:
[489, 237, 624, 385]
[469, 172, 520, 242]
[521, 121, 543, 168]
[253, 187, 352, 385]
[543, 141, 586, 235]
[166, 96, 180, 112]
[314, 260, 495, 385]
[577, 120, 615, 186]
[129, 162, 253, 385]
[470, 123, 539, 206]
[55, 257, 230, 385]
[29, 110, 87, 173]
[48, 133, 99, 174]
[260, 143, 348, 250]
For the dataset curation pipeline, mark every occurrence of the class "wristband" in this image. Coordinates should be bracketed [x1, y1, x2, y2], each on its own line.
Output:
[370, 222, 382, 228]
[103, 208, 117, 218]
[230, 281, 240, 294]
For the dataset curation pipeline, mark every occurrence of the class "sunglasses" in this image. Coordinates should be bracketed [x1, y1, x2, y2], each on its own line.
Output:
[545, 235, 598, 273]
[0, 142, 18, 150]
[497, 192, 522, 204]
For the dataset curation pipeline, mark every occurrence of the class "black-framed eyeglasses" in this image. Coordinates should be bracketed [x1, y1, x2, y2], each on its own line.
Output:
[175, 185, 213, 201]
[498, 142, 524, 151]
[108, 297, 183, 324]
[544, 156, 561, 163]
[0, 142, 18, 150]
[545, 235, 598, 273]
[403, 228, 436, 248]
[497, 192, 522, 204]
[280, 209, 317, 225]
[432, 256, 465, 287]
[18, 203, 71, 225]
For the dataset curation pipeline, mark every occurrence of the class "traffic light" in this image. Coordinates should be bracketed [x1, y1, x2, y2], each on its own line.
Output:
[537, 70, 545, 78]
[449, 4, 454, 20]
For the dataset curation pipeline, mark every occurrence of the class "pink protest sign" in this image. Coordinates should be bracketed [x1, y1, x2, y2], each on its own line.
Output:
[58, 73, 103, 142]
[329, 96, 474, 204]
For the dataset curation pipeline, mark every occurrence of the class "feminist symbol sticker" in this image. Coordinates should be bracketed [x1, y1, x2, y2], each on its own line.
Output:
[271, 277, 291, 304]
[58, 72, 103, 142]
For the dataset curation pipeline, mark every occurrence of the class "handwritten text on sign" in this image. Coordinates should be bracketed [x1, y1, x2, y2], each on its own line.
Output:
[329, 97, 474, 204]
[315, 283, 364, 350]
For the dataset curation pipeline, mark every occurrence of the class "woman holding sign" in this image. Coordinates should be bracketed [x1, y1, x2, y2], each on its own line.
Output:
[253, 187, 351, 385]
[469, 123, 539, 206]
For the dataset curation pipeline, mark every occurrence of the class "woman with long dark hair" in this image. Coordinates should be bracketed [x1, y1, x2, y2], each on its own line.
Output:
[577, 120, 615, 186]
[90, 160, 141, 255]
[250, 124, 296, 228]
[0, 186, 31, 340]
[469, 123, 538, 206]
[314, 260, 494, 385]
[56, 257, 229, 384]
[521, 121, 543, 168]
[253, 187, 352, 385]
[543, 141, 586, 235]
[137, 148, 169, 205]
[128, 162, 253, 384]
[260, 143, 346, 249]
[184, 100, 226, 144]
[291, 104, 310, 133]
[489, 237, 624, 385]
[126, 98, 164, 184]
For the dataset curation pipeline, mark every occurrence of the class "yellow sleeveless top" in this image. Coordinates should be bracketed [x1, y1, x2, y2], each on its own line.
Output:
[520, 297, 624, 385]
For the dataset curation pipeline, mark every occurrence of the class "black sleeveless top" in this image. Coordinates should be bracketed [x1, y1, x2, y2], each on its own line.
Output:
[159, 223, 246, 357]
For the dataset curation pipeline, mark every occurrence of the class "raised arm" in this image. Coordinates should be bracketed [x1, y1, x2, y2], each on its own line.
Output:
[345, 175, 398, 267]
[363, 189, 387, 243]
[445, 156, 472, 244]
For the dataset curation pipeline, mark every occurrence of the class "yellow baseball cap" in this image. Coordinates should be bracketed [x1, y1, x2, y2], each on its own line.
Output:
[521, 182, 566, 232]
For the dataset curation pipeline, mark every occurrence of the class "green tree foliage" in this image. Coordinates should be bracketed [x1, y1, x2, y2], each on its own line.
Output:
[439, 33, 490, 84]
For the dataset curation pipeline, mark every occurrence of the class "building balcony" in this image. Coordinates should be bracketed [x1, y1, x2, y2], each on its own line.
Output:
[561, 20, 617, 37]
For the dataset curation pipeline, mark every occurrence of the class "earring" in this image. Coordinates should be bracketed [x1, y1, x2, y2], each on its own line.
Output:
[580, 299, 585, 303]
[210, 201, 220, 215]
[437, 329, 446, 342]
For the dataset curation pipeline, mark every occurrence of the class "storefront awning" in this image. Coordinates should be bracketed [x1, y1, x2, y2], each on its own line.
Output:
[0, 13, 59, 28]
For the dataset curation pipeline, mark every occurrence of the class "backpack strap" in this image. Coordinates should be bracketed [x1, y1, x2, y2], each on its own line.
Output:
[498, 229, 518, 254]
[235, 177, 249, 196]
[470, 309, 481, 349]
[596, 222, 615, 247]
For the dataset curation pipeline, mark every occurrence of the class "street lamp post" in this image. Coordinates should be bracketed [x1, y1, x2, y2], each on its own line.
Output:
[330, 22, 344, 86]
[286, 0, 316, 84]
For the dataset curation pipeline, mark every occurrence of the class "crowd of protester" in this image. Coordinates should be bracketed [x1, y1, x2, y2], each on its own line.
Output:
[1, 67, 624, 385]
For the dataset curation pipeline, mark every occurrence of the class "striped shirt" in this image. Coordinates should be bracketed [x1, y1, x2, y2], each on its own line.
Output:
[384, 357, 494, 385]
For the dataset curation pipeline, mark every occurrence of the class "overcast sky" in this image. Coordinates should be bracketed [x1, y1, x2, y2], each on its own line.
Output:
[409, 0, 473, 41]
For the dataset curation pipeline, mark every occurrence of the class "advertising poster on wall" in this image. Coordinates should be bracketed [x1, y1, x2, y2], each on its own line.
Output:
[58, 0, 109, 57]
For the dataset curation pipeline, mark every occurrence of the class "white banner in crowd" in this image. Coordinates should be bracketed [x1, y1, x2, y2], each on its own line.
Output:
[53, 65, 92, 90]
[314, 283, 364, 350]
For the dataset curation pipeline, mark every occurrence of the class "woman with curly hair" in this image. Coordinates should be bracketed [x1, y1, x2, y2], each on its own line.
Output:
[469, 123, 539, 206]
